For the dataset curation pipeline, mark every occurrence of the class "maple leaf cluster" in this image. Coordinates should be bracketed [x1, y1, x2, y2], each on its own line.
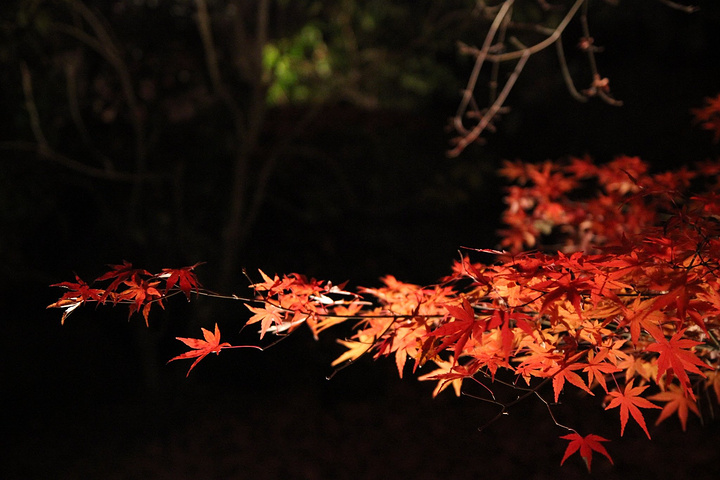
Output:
[47, 261, 203, 325]
[50, 96, 720, 472]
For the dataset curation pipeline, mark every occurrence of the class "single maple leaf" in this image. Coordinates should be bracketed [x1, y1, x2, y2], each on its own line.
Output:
[615, 296, 665, 345]
[245, 303, 288, 339]
[417, 356, 464, 397]
[645, 327, 707, 398]
[648, 384, 701, 431]
[248, 269, 284, 292]
[551, 363, 594, 402]
[560, 432, 613, 472]
[432, 297, 482, 359]
[331, 335, 375, 367]
[604, 378, 661, 439]
[167, 323, 243, 377]
[583, 350, 621, 393]
[118, 274, 164, 325]
[160, 262, 204, 300]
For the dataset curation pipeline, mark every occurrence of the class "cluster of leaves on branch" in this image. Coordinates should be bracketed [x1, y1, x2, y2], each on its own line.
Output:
[50, 102, 720, 473]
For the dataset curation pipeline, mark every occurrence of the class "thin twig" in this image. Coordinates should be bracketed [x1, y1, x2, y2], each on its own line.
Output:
[448, 47, 530, 157]
[555, 36, 588, 102]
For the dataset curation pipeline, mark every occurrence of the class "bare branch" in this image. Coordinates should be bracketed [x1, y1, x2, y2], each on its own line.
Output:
[485, 0, 585, 62]
[20, 62, 48, 151]
[658, 0, 699, 13]
[0, 141, 167, 183]
[453, 0, 515, 135]
[448, 47, 530, 157]
[555, 37, 588, 102]
[579, 1, 622, 106]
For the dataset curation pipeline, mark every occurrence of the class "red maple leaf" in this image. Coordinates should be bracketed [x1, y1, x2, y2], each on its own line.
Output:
[645, 327, 707, 398]
[604, 378, 661, 439]
[160, 262, 204, 300]
[560, 432, 613, 472]
[167, 323, 259, 377]
[428, 297, 484, 360]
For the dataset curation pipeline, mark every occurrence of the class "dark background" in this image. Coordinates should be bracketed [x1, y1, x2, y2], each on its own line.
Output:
[2, 1, 720, 478]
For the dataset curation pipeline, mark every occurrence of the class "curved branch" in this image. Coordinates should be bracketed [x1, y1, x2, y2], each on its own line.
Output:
[485, 0, 585, 63]
[448, 47, 530, 157]
[0, 141, 168, 183]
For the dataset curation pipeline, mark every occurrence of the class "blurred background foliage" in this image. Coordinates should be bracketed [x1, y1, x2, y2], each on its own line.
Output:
[0, 0, 500, 291]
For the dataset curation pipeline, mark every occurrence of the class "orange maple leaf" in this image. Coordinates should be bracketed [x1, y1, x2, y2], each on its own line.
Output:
[560, 432, 613, 472]
[245, 303, 289, 338]
[604, 378, 661, 439]
[551, 362, 594, 402]
[647, 384, 701, 431]
[582, 349, 621, 393]
[168, 323, 261, 377]
[331, 335, 375, 367]
[118, 273, 164, 325]
[417, 357, 464, 397]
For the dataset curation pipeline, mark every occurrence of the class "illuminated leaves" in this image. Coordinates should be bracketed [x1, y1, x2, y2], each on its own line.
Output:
[48, 274, 104, 324]
[49, 147, 720, 472]
[49, 262, 206, 325]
